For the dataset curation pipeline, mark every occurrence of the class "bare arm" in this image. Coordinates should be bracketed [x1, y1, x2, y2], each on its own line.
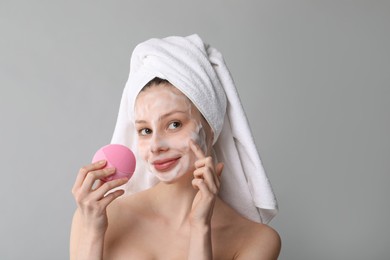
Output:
[188, 224, 212, 260]
[69, 161, 128, 260]
[70, 209, 105, 260]
[187, 140, 223, 260]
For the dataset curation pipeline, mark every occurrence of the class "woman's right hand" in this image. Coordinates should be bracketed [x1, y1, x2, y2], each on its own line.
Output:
[71, 160, 129, 235]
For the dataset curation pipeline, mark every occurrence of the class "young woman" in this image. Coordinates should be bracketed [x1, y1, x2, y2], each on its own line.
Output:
[70, 35, 280, 260]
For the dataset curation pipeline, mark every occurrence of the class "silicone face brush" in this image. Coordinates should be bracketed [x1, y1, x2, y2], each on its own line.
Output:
[92, 144, 136, 182]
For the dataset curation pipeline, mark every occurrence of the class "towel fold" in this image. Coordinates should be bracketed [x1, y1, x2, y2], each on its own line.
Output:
[111, 34, 278, 223]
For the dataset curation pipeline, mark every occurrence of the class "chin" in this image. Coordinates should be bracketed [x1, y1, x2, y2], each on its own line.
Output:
[155, 170, 192, 184]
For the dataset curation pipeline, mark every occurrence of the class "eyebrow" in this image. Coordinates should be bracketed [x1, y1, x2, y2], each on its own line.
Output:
[135, 110, 187, 124]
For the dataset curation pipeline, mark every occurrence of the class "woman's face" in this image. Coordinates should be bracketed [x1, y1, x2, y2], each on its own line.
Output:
[134, 83, 209, 183]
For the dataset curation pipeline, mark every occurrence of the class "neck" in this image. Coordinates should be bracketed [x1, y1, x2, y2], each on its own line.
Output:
[149, 172, 197, 229]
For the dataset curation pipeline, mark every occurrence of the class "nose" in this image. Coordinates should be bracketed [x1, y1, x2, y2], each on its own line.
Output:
[150, 133, 169, 154]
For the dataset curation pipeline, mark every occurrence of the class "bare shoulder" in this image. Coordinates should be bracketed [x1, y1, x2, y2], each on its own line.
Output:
[213, 199, 281, 259]
[104, 190, 151, 240]
[235, 221, 281, 260]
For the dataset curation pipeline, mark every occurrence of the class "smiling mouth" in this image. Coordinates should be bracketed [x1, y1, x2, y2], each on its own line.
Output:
[152, 157, 180, 172]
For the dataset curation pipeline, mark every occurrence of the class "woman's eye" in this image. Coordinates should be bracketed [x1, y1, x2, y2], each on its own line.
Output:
[139, 128, 152, 136]
[168, 121, 182, 130]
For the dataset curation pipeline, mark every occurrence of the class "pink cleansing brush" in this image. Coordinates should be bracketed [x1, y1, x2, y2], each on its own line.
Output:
[92, 144, 136, 182]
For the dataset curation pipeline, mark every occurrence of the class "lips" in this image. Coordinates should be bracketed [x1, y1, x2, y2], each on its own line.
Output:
[152, 157, 181, 171]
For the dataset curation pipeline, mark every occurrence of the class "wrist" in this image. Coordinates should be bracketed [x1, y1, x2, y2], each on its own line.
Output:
[189, 216, 212, 229]
[81, 225, 106, 240]
[76, 228, 105, 260]
[79, 216, 108, 238]
[190, 222, 211, 236]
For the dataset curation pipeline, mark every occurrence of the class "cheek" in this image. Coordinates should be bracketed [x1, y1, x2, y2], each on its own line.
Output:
[162, 120, 201, 152]
[185, 120, 208, 154]
[137, 139, 149, 160]
[192, 124, 207, 153]
[168, 122, 208, 159]
[162, 133, 191, 152]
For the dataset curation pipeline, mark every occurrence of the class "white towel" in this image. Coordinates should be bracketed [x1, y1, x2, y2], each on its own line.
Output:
[111, 34, 278, 223]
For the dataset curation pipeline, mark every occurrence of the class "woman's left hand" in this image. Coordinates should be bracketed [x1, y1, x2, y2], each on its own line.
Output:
[189, 140, 224, 227]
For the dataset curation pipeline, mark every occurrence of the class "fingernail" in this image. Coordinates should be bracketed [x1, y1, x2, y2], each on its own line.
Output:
[99, 160, 106, 164]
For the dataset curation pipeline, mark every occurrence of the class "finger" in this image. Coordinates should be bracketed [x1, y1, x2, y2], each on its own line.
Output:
[192, 178, 199, 190]
[194, 158, 222, 187]
[91, 177, 129, 200]
[195, 155, 217, 168]
[192, 178, 205, 190]
[193, 157, 219, 189]
[92, 179, 103, 190]
[73, 160, 106, 191]
[192, 179, 213, 199]
[189, 139, 206, 160]
[194, 168, 218, 193]
[99, 189, 125, 208]
[81, 168, 116, 193]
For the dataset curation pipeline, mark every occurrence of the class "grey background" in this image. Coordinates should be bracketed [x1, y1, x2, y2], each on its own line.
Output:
[0, 0, 389, 259]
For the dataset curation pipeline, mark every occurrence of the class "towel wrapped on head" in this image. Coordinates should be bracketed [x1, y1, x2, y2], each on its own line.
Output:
[111, 34, 278, 224]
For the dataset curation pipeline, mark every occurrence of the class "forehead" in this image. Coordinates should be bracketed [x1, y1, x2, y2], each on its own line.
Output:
[137, 84, 187, 102]
[134, 84, 198, 116]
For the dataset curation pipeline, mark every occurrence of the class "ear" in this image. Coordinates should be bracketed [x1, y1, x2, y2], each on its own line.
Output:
[216, 162, 224, 177]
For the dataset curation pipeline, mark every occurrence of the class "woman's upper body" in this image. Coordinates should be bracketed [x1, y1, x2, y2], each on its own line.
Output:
[70, 82, 280, 259]
[70, 34, 280, 260]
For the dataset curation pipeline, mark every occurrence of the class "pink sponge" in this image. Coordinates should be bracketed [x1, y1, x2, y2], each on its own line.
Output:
[92, 144, 136, 182]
